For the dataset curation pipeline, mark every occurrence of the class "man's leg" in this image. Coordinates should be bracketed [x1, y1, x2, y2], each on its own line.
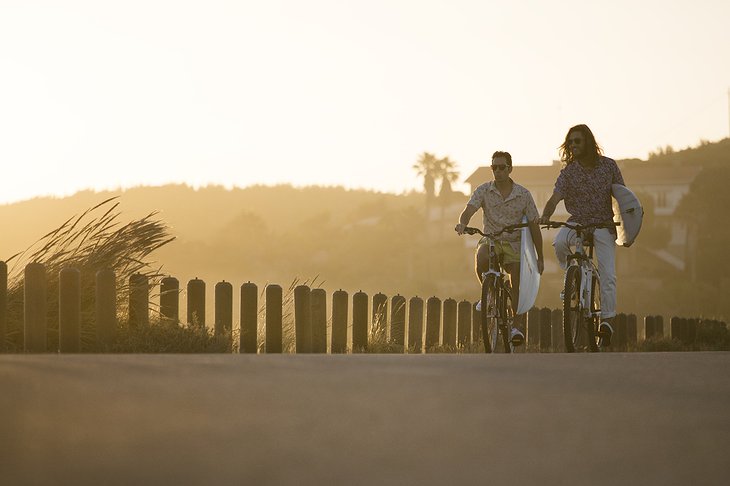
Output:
[475, 244, 489, 284]
[593, 229, 617, 321]
[553, 227, 576, 270]
[504, 262, 520, 313]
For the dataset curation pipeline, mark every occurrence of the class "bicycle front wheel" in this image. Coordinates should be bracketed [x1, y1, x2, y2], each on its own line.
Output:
[563, 266, 583, 352]
[481, 274, 499, 353]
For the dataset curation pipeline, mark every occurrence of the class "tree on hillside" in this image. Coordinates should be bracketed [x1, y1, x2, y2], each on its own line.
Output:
[436, 156, 459, 197]
[413, 152, 438, 199]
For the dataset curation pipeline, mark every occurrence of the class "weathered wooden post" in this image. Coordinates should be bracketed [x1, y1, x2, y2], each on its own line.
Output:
[24, 263, 47, 353]
[214, 281, 233, 337]
[687, 318, 698, 346]
[390, 295, 406, 352]
[408, 296, 424, 353]
[265, 284, 282, 353]
[627, 314, 637, 347]
[443, 298, 457, 350]
[160, 276, 179, 322]
[0, 261, 6, 352]
[425, 297, 441, 352]
[240, 282, 258, 353]
[670, 316, 681, 341]
[129, 273, 149, 327]
[187, 278, 206, 327]
[311, 288, 327, 353]
[294, 285, 312, 354]
[95, 269, 116, 350]
[331, 290, 348, 353]
[352, 291, 368, 352]
[551, 308, 563, 352]
[59, 268, 81, 353]
[654, 315, 664, 337]
[539, 307, 552, 353]
[615, 313, 628, 349]
[644, 315, 655, 340]
[527, 307, 540, 351]
[457, 300, 472, 348]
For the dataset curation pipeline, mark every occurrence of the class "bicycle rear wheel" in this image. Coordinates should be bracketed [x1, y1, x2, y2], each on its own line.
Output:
[481, 274, 499, 353]
[563, 266, 584, 352]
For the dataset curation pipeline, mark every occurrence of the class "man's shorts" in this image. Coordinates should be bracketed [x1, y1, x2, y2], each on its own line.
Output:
[478, 238, 520, 266]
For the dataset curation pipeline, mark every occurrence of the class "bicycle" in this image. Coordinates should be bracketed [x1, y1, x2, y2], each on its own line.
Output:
[461, 223, 529, 353]
[541, 220, 620, 352]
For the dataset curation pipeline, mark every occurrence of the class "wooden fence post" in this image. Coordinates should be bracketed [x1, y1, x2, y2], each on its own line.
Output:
[539, 307, 552, 353]
[352, 291, 368, 352]
[671, 316, 681, 341]
[627, 314, 637, 347]
[527, 307, 540, 351]
[311, 288, 327, 353]
[160, 277, 179, 322]
[240, 282, 258, 353]
[655, 315, 664, 337]
[59, 268, 81, 353]
[331, 290, 348, 354]
[457, 300, 472, 349]
[425, 297, 441, 352]
[265, 284, 282, 353]
[442, 298, 457, 350]
[24, 263, 47, 353]
[0, 261, 6, 352]
[551, 309, 563, 352]
[129, 273, 149, 327]
[187, 278, 206, 327]
[644, 315, 655, 340]
[408, 297, 424, 353]
[391, 295, 406, 352]
[214, 281, 233, 337]
[615, 313, 628, 349]
[294, 285, 312, 354]
[95, 269, 116, 350]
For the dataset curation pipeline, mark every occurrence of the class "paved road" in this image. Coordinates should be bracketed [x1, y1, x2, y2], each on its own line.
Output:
[1, 353, 729, 485]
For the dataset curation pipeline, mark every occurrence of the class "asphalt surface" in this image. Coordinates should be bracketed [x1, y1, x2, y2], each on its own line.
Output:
[1, 352, 729, 485]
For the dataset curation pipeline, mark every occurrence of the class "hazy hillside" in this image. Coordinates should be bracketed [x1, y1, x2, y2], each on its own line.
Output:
[2, 137, 729, 322]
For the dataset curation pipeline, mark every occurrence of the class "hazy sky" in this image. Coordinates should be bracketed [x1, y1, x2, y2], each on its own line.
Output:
[1, 0, 729, 203]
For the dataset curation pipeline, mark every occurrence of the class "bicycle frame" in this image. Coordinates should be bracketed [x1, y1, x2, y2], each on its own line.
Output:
[544, 220, 619, 352]
[462, 223, 528, 353]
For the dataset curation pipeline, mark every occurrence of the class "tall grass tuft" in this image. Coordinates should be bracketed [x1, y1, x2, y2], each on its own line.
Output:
[2, 197, 175, 352]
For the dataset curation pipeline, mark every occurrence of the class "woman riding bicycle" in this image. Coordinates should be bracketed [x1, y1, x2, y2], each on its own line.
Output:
[455, 151, 544, 345]
[539, 124, 625, 345]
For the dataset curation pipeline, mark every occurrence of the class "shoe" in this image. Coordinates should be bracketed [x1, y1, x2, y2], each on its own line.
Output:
[510, 327, 525, 346]
[475, 300, 481, 311]
[599, 322, 613, 347]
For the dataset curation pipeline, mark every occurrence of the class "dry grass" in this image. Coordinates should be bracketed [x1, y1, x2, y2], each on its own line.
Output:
[2, 197, 174, 352]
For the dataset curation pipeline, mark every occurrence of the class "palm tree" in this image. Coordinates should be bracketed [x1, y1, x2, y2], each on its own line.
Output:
[412, 152, 438, 199]
[436, 156, 459, 197]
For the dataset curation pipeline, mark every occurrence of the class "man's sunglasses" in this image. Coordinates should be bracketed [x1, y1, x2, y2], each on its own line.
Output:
[491, 165, 509, 171]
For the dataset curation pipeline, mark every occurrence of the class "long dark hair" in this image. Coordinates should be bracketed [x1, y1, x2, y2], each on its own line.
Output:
[559, 124, 603, 165]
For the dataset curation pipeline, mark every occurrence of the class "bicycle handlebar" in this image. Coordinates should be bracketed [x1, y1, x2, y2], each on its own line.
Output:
[541, 220, 620, 231]
[462, 222, 529, 239]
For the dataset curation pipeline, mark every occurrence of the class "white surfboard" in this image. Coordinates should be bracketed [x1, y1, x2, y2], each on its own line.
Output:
[517, 216, 540, 315]
[612, 184, 644, 247]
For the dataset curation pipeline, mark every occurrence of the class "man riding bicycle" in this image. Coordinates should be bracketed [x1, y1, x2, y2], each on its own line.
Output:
[455, 151, 544, 346]
[539, 124, 625, 346]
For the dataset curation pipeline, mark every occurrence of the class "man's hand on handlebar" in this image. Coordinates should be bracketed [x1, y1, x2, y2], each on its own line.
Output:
[454, 223, 467, 235]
